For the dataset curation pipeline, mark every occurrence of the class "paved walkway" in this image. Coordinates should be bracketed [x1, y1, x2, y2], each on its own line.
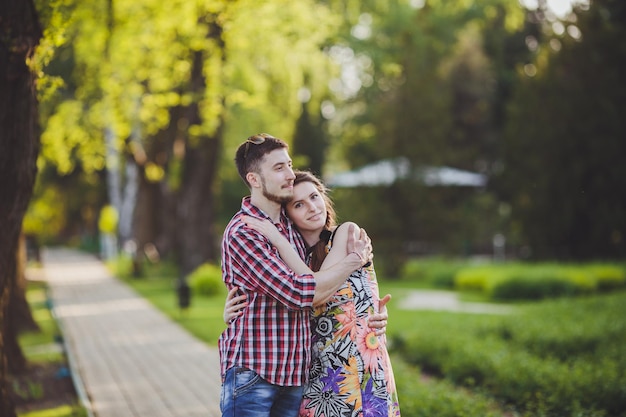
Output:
[397, 289, 514, 314]
[40, 248, 222, 417]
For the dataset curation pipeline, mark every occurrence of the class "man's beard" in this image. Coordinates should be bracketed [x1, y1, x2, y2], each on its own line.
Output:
[261, 177, 293, 204]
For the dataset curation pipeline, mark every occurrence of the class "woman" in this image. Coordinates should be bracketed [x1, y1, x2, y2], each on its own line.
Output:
[226, 170, 401, 417]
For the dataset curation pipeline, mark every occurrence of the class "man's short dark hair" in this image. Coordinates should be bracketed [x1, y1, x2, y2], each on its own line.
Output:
[235, 133, 289, 187]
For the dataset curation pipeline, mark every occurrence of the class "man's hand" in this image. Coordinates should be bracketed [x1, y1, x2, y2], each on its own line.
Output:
[368, 294, 391, 336]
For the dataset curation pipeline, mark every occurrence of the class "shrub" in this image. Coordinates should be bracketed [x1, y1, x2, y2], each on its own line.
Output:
[587, 264, 626, 290]
[454, 267, 497, 292]
[490, 276, 576, 300]
[400, 258, 464, 288]
[392, 292, 626, 416]
[557, 268, 597, 294]
[188, 263, 223, 296]
[393, 357, 505, 417]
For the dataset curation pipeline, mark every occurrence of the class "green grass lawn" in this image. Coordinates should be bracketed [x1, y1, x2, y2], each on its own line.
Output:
[17, 278, 88, 417]
[113, 257, 626, 416]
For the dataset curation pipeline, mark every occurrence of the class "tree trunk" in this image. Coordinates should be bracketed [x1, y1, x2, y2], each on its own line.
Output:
[175, 48, 222, 277]
[132, 16, 225, 277]
[0, 0, 43, 414]
[6, 233, 40, 374]
[133, 105, 181, 263]
[13, 233, 39, 334]
[177, 126, 222, 277]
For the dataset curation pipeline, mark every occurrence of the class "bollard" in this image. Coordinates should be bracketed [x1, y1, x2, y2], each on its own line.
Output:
[176, 278, 191, 311]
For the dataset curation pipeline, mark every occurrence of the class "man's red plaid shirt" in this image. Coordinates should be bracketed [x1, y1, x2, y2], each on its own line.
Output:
[218, 197, 316, 386]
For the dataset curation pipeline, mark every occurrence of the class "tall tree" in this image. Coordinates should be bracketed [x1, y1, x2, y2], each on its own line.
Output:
[36, 0, 342, 277]
[293, 100, 328, 176]
[0, 0, 42, 415]
[496, 0, 626, 259]
[326, 0, 527, 272]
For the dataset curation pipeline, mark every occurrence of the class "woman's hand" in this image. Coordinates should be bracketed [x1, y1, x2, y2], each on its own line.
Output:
[346, 223, 373, 268]
[223, 287, 247, 324]
[242, 215, 285, 246]
[368, 294, 391, 336]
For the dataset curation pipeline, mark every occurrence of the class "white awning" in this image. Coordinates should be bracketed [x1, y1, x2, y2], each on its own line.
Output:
[326, 157, 487, 188]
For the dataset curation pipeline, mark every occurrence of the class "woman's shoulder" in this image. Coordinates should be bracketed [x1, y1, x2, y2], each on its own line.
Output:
[331, 222, 362, 241]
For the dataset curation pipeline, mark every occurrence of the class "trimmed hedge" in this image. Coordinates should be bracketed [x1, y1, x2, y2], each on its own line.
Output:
[401, 258, 466, 288]
[452, 263, 625, 300]
[393, 358, 506, 417]
[393, 292, 626, 416]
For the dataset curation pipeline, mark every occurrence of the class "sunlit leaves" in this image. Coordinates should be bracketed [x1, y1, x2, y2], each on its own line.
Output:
[144, 162, 164, 182]
[22, 186, 67, 239]
[40, 100, 105, 174]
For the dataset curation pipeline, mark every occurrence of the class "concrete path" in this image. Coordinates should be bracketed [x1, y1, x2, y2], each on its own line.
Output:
[397, 289, 514, 314]
[40, 248, 222, 417]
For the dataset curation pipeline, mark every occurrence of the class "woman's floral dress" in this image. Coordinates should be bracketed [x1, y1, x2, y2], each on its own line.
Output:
[299, 229, 401, 417]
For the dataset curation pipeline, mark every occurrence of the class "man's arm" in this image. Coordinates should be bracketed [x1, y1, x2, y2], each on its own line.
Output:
[227, 222, 316, 310]
[241, 217, 371, 306]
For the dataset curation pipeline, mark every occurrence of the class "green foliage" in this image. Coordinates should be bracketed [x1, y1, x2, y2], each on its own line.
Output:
[106, 255, 135, 280]
[490, 276, 576, 300]
[494, 0, 626, 260]
[187, 263, 223, 297]
[455, 266, 502, 292]
[586, 264, 626, 291]
[393, 358, 505, 417]
[393, 292, 626, 416]
[97, 205, 118, 234]
[400, 258, 466, 288]
[17, 279, 89, 416]
[19, 405, 88, 417]
[22, 185, 67, 242]
[18, 280, 63, 363]
[451, 262, 625, 300]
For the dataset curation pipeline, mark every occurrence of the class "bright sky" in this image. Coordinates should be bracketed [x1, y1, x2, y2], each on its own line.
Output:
[520, 0, 589, 17]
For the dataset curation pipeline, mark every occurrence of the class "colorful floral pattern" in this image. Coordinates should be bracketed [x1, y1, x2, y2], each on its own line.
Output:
[299, 244, 401, 417]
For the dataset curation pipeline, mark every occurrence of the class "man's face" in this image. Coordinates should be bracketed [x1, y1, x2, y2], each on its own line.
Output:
[256, 148, 295, 204]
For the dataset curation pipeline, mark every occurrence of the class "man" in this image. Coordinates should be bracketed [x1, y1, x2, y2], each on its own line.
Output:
[219, 133, 372, 417]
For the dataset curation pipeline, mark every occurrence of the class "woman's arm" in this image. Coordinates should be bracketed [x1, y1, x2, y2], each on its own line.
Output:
[319, 222, 373, 271]
[319, 222, 390, 335]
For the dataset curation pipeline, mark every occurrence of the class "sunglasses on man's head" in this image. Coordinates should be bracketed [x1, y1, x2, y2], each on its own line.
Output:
[244, 133, 275, 159]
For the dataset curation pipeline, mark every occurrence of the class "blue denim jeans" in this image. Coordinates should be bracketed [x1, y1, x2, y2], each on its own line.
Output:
[220, 367, 304, 417]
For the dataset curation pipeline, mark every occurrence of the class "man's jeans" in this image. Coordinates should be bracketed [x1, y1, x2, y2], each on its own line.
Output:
[220, 367, 304, 417]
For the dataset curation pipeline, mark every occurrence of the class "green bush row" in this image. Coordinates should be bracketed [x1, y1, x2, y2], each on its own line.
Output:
[456, 263, 625, 300]
[400, 257, 466, 288]
[400, 258, 626, 300]
[392, 292, 626, 416]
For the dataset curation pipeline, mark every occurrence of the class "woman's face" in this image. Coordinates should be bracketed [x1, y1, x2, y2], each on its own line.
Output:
[285, 181, 327, 234]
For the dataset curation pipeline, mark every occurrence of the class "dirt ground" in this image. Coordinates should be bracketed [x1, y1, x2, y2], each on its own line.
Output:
[9, 361, 78, 413]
